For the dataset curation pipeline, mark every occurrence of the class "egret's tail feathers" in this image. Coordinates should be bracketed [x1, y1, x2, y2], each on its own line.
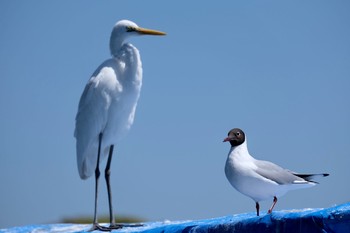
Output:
[293, 173, 329, 183]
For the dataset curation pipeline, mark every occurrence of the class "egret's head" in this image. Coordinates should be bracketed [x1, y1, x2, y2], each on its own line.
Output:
[111, 20, 139, 39]
[110, 20, 166, 56]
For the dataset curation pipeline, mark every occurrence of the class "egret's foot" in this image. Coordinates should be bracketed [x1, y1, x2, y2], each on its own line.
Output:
[89, 223, 144, 231]
[109, 223, 144, 229]
[107, 223, 123, 230]
[89, 223, 115, 232]
[114, 223, 144, 228]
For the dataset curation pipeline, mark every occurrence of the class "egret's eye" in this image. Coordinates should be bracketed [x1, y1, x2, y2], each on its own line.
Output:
[126, 26, 136, 32]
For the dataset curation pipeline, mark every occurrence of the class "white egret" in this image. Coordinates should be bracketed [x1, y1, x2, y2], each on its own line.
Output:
[74, 20, 165, 231]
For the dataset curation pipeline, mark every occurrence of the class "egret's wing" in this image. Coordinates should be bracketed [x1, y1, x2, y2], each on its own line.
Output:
[254, 159, 307, 185]
[74, 60, 119, 179]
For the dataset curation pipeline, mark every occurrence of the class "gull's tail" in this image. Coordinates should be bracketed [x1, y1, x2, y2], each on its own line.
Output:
[293, 173, 329, 184]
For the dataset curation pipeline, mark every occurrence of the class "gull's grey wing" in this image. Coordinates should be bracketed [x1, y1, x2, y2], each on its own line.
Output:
[253, 159, 307, 185]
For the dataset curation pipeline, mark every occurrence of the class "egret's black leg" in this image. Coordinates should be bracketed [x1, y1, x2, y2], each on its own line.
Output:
[88, 134, 116, 232]
[105, 145, 122, 229]
[256, 202, 260, 216]
[105, 145, 115, 225]
[89, 142, 142, 231]
[268, 196, 278, 214]
[99, 145, 143, 231]
[89, 133, 103, 232]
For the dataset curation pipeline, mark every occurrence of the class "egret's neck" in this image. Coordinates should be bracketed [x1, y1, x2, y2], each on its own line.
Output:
[110, 38, 124, 57]
[109, 28, 129, 57]
[112, 43, 142, 89]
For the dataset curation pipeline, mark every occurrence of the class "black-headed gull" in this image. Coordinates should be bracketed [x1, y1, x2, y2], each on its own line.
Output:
[223, 128, 329, 216]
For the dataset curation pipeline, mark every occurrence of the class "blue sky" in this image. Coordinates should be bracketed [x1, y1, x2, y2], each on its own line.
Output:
[1, 0, 349, 229]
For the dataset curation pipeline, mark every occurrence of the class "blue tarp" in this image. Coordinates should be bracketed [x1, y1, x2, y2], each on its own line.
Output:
[1, 203, 349, 233]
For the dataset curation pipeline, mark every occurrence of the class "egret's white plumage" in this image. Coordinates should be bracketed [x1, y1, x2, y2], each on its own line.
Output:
[75, 42, 142, 179]
[74, 20, 165, 230]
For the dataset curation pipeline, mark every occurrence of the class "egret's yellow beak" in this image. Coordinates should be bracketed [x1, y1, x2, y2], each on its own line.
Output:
[136, 27, 166, 36]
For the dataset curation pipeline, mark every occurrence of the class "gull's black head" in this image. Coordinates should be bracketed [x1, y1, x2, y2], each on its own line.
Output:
[223, 128, 245, 147]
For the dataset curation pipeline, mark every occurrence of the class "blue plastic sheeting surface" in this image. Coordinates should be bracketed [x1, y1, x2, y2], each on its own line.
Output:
[1, 203, 349, 233]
